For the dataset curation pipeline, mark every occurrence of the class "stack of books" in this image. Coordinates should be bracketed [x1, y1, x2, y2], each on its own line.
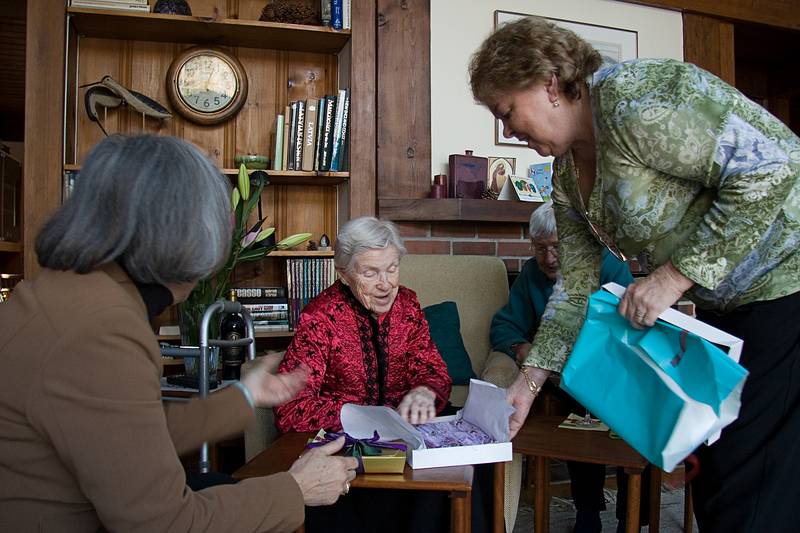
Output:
[322, 0, 352, 30]
[70, 0, 151, 12]
[286, 257, 336, 328]
[234, 287, 290, 332]
[272, 89, 350, 173]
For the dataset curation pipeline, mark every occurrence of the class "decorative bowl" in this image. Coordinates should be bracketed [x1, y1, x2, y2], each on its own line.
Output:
[234, 154, 270, 170]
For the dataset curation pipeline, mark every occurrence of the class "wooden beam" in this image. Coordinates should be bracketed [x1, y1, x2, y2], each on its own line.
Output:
[24, 0, 66, 278]
[617, 0, 800, 31]
[683, 13, 735, 85]
[348, 0, 377, 218]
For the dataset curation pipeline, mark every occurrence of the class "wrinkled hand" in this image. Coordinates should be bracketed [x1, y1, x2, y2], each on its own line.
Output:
[618, 261, 694, 329]
[513, 342, 532, 365]
[240, 356, 307, 408]
[507, 367, 549, 439]
[397, 386, 437, 425]
[289, 436, 358, 506]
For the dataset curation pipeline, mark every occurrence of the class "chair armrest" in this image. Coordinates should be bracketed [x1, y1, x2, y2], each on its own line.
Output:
[480, 350, 519, 389]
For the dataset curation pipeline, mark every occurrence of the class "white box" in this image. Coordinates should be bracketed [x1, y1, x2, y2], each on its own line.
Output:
[341, 379, 513, 469]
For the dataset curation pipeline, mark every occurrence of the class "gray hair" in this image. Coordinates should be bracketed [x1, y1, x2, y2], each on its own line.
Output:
[334, 216, 407, 272]
[529, 201, 557, 240]
[36, 135, 231, 285]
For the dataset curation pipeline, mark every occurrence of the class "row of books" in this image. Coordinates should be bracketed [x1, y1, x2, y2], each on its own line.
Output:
[286, 258, 336, 328]
[322, 0, 352, 30]
[233, 286, 290, 332]
[272, 89, 350, 172]
[70, 0, 150, 12]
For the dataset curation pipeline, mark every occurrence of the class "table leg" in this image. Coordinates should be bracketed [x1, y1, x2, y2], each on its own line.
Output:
[649, 467, 662, 532]
[493, 462, 505, 533]
[624, 470, 641, 533]
[451, 490, 471, 533]
[684, 480, 694, 533]
[534, 456, 550, 533]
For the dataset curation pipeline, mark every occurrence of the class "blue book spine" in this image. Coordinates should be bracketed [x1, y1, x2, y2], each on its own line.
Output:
[331, 0, 343, 30]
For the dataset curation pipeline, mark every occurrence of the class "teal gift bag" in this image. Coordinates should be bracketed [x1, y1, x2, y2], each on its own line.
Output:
[561, 283, 748, 472]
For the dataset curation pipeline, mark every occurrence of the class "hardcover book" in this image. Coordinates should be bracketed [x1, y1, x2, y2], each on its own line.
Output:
[301, 98, 319, 171]
[330, 92, 349, 171]
[233, 287, 287, 299]
[272, 114, 285, 171]
[282, 105, 291, 170]
[293, 100, 306, 171]
[330, 89, 349, 172]
[318, 95, 337, 171]
[287, 102, 298, 170]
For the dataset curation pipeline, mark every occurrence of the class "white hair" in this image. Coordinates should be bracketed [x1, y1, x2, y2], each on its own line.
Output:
[334, 216, 407, 272]
[529, 201, 556, 240]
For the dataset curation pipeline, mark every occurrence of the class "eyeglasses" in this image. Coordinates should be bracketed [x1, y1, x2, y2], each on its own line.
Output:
[582, 211, 628, 263]
[531, 244, 559, 257]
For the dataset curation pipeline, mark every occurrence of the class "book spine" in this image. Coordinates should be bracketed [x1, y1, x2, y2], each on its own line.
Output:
[318, 95, 336, 171]
[252, 319, 291, 326]
[286, 102, 298, 170]
[70, 1, 150, 10]
[272, 114, 284, 171]
[301, 98, 319, 171]
[313, 98, 327, 171]
[243, 303, 289, 312]
[330, 91, 349, 171]
[293, 101, 305, 171]
[237, 297, 289, 305]
[282, 105, 291, 170]
[253, 324, 291, 332]
[331, 0, 343, 30]
[343, 0, 351, 29]
[249, 311, 289, 321]
[329, 89, 348, 171]
[234, 286, 287, 299]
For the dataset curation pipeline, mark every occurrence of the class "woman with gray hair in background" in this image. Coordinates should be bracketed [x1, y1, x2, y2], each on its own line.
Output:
[0, 134, 356, 533]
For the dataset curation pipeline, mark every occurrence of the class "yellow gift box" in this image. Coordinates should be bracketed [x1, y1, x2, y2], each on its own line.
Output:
[360, 446, 407, 474]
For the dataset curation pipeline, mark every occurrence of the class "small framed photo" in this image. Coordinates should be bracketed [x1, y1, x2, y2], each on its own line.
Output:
[486, 156, 516, 194]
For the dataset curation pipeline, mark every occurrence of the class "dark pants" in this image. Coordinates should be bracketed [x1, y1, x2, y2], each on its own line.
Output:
[692, 291, 800, 533]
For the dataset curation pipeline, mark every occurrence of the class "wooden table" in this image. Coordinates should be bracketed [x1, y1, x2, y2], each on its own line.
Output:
[513, 416, 662, 533]
[234, 431, 491, 533]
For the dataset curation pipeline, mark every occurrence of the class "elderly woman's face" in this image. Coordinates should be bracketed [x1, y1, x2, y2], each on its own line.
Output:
[491, 79, 572, 158]
[342, 246, 401, 316]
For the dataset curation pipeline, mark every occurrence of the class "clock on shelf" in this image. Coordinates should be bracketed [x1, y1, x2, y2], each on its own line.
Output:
[166, 47, 248, 125]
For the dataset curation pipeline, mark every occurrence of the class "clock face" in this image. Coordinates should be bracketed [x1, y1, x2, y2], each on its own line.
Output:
[177, 55, 239, 113]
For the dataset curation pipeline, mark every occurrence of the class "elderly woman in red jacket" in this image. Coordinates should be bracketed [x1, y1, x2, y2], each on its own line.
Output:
[275, 216, 452, 432]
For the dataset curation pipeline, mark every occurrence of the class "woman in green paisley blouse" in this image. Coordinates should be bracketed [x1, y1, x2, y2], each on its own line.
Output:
[469, 16, 800, 533]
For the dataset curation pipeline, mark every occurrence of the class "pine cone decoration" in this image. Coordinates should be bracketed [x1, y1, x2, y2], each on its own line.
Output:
[481, 188, 500, 200]
[259, 0, 320, 25]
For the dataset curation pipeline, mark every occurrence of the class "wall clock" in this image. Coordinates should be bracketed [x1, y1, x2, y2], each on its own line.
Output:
[166, 47, 248, 125]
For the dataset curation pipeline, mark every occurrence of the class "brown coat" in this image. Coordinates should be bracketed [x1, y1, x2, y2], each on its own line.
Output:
[0, 264, 304, 532]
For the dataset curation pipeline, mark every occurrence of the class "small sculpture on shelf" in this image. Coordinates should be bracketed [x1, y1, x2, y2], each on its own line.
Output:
[153, 0, 192, 15]
[318, 233, 331, 251]
[81, 75, 171, 137]
[259, 0, 320, 25]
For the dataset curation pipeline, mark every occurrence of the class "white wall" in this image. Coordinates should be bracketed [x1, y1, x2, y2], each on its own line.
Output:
[430, 0, 684, 178]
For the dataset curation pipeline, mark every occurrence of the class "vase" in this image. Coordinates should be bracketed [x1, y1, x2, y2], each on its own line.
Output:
[177, 300, 220, 380]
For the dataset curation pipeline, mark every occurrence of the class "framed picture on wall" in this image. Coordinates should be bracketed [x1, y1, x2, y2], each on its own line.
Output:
[493, 10, 638, 147]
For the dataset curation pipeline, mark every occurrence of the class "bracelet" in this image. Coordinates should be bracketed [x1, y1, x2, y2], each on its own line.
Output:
[519, 366, 540, 398]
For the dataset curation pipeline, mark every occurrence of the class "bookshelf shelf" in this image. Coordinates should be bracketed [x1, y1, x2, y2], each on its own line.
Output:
[378, 198, 541, 223]
[0, 241, 22, 253]
[268, 250, 334, 257]
[67, 8, 351, 53]
[63, 165, 349, 186]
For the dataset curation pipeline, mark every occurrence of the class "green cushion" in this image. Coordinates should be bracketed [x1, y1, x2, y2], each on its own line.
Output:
[423, 301, 477, 385]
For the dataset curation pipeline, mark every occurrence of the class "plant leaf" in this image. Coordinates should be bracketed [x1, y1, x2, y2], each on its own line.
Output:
[277, 232, 313, 249]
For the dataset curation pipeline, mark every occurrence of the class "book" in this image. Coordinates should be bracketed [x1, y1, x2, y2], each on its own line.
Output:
[252, 319, 291, 326]
[253, 324, 291, 332]
[318, 95, 337, 171]
[234, 287, 286, 299]
[282, 105, 291, 170]
[286, 102, 298, 170]
[293, 100, 306, 171]
[301, 98, 319, 171]
[70, 1, 150, 11]
[158, 325, 180, 336]
[243, 303, 289, 312]
[249, 311, 289, 321]
[330, 91, 349, 171]
[331, 0, 343, 30]
[329, 89, 348, 171]
[343, 0, 351, 29]
[313, 97, 327, 171]
[272, 114, 285, 171]
[528, 162, 553, 201]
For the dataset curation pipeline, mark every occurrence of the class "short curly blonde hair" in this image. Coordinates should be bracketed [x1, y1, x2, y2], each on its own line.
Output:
[469, 16, 602, 105]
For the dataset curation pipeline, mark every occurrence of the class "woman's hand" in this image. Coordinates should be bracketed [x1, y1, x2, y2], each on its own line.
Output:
[618, 261, 694, 328]
[240, 356, 307, 408]
[397, 386, 437, 424]
[507, 367, 549, 438]
[289, 436, 358, 506]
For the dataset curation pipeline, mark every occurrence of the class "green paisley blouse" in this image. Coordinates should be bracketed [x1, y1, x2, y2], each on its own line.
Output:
[525, 58, 800, 372]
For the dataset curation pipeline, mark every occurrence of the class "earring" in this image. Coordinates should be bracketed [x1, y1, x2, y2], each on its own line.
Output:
[553, 98, 560, 108]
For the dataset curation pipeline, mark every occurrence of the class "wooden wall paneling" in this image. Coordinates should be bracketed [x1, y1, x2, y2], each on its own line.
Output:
[274, 185, 337, 244]
[376, 0, 431, 200]
[235, 47, 279, 161]
[349, 0, 377, 218]
[682, 13, 735, 85]
[619, 0, 800, 32]
[65, 26, 79, 166]
[24, 0, 66, 278]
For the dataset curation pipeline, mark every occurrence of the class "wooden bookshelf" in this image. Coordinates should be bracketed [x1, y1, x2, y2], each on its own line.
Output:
[67, 8, 351, 53]
[378, 198, 541, 223]
[268, 250, 333, 257]
[0, 241, 23, 253]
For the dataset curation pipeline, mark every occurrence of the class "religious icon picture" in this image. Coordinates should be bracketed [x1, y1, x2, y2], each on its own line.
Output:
[486, 156, 516, 195]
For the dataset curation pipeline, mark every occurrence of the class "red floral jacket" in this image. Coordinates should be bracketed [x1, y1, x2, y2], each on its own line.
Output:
[274, 281, 452, 432]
